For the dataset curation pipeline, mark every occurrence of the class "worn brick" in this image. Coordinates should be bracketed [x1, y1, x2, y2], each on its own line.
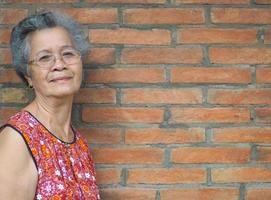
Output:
[0, 9, 27, 24]
[96, 168, 121, 185]
[0, 29, 11, 45]
[256, 67, 271, 83]
[85, 48, 116, 65]
[125, 128, 205, 144]
[0, 69, 21, 84]
[171, 67, 251, 84]
[257, 146, 271, 163]
[0, 88, 28, 103]
[212, 167, 271, 183]
[172, 147, 250, 163]
[264, 29, 271, 44]
[85, 68, 165, 84]
[213, 127, 271, 143]
[179, 28, 256, 44]
[255, 108, 271, 124]
[128, 168, 206, 184]
[92, 147, 164, 164]
[0, 49, 11, 64]
[89, 28, 170, 45]
[170, 107, 250, 123]
[160, 188, 239, 200]
[100, 189, 156, 200]
[246, 189, 271, 200]
[74, 88, 116, 104]
[123, 8, 204, 24]
[211, 8, 271, 24]
[3, 0, 78, 2]
[82, 107, 164, 123]
[0, 108, 19, 125]
[79, 128, 122, 144]
[210, 48, 271, 64]
[122, 48, 203, 64]
[177, 0, 248, 3]
[255, 0, 271, 4]
[54, 8, 118, 24]
[86, 0, 165, 3]
[122, 88, 202, 104]
[208, 89, 271, 105]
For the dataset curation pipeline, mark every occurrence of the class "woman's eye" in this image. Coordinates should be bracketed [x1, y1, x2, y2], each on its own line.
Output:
[38, 55, 53, 62]
[62, 51, 76, 58]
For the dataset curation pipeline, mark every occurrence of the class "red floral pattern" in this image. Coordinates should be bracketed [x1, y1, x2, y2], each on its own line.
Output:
[7, 111, 100, 200]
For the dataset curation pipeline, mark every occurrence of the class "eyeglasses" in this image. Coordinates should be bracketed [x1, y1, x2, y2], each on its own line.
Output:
[28, 48, 81, 69]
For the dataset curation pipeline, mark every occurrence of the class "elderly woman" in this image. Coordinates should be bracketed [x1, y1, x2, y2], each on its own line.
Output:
[0, 11, 100, 199]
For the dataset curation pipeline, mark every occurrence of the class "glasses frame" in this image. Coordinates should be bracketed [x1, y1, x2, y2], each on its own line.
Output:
[28, 48, 82, 69]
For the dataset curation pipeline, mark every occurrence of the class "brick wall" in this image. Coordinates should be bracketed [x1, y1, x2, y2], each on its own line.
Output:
[1, 1, 271, 200]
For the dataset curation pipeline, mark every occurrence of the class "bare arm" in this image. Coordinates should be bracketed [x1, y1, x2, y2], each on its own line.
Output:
[0, 127, 38, 200]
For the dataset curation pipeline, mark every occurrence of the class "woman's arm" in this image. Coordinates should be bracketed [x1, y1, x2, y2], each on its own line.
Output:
[0, 127, 38, 200]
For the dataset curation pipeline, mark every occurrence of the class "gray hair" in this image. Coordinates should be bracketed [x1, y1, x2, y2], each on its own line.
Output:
[10, 11, 89, 84]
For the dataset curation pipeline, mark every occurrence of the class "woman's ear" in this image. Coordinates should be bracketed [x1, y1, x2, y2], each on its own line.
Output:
[24, 75, 33, 88]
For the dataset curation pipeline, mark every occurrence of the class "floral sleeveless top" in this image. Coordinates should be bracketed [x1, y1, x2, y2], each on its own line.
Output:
[4, 111, 100, 200]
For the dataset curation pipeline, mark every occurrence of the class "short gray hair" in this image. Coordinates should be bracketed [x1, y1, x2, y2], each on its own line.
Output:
[10, 11, 89, 84]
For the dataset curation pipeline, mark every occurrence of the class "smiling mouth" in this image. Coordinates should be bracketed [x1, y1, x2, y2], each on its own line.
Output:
[50, 76, 72, 82]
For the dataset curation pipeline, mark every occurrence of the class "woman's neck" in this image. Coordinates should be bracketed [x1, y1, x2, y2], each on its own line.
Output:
[24, 95, 74, 138]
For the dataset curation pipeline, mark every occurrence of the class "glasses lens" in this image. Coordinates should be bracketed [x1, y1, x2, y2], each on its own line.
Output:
[62, 49, 81, 65]
[37, 54, 54, 68]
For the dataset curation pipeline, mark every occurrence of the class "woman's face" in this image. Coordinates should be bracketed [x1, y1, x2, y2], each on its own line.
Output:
[26, 27, 82, 100]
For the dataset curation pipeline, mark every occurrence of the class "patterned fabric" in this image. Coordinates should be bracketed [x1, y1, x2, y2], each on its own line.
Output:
[5, 111, 100, 200]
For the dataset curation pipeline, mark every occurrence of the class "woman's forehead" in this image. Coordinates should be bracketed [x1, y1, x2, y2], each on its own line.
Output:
[29, 27, 73, 54]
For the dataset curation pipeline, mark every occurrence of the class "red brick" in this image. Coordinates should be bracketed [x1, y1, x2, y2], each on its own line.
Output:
[246, 189, 271, 200]
[82, 107, 164, 123]
[54, 8, 118, 24]
[0, 29, 11, 45]
[211, 8, 271, 24]
[209, 48, 271, 64]
[4, 0, 78, 2]
[208, 89, 271, 105]
[92, 147, 164, 164]
[160, 188, 239, 200]
[0, 88, 28, 103]
[78, 128, 122, 144]
[125, 128, 205, 144]
[0, 49, 11, 64]
[123, 8, 204, 24]
[256, 67, 271, 83]
[74, 88, 116, 104]
[171, 67, 251, 84]
[85, 68, 165, 84]
[85, 48, 116, 65]
[177, 0, 248, 3]
[257, 147, 271, 163]
[172, 147, 250, 164]
[89, 28, 170, 45]
[212, 167, 271, 183]
[0, 69, 22, 83]
[0, 9, 27, 24]
[122, 48, 203, 64]
[100, 189, 156, 200]
[0, 108, 19, 125]
[96, 168, 121, 185]
[122, 88, 202, 104]
[255, 108, 271, 124]
[213, 128, 271, 143]
[178, 28, 257, 44]
[128, 168, 206, 184]
[264, 29, 271, 44]
[86, 0, 165, 3]
[170, 107, 250, 123]
[255, 0, 271, 4]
